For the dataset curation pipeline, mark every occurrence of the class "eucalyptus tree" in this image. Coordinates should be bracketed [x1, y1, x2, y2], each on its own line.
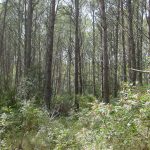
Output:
[74, 0, 80, 110]
[44, 0, 56, 110]
[127, 0, 136, 85]
[24, 0, 34, 75]
[113, 0, 120, 97]
[0, 0, 9, 89]
[99, 0, 109, 103]
[146, 0, 150, 56]
[121, 0, 127, 82]
[90, 1, 96, 96]
[136, 0, 144, 85]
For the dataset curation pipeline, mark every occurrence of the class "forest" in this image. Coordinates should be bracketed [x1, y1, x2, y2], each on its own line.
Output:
[0, 0, 150, 149]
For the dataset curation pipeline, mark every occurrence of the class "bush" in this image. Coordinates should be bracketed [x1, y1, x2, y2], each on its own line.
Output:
[0, 101, 50, 149]
[0, 85, 150, 149]
[79, 95, 96, 108]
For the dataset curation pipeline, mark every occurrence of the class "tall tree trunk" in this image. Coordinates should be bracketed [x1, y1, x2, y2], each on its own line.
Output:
[79, 51, 83, 95]
[38, 29, 42, 91]
[44, 0, 56, 110]
[68, 11, 72, 95]
[121, 0, 127, 82]
[128, 0, 136, 85]
[137, 1, 143, 85]
[24, 0, 33, 75]
[146, 0, 150, 85]
[139, 9, 143, 85]
[99, 26, 104, 98]
[0, 0, 8, 90]
[0, 0, 8, 57]
[74, 0, 80, 110]
[114, 0, 120, 98]
[15, 0, 22, 86]
[147, 0, 150, 56]
[92, 8, 96, 96]
[99, 0, 109, 103]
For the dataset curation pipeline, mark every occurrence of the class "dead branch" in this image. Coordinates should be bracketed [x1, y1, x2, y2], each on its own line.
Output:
[131, 68, 150, 73]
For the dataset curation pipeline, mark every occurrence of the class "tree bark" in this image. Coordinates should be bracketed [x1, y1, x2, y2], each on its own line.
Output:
[114, 0, 120, 98]
[0, 0, 9, 90]
[127, 0, 136, 85]
[44, 0, 56, 110]
[147, 0, 150, 56]
[15, 0, 22, 86]
[99, 0, 109, 103]
[121, 0, 127, 82]
[74, 0, 80, 110]
[92, 7, 96, 96]
[24, 0, 33, 75]
[0, 0, 9, 61]
[136, 1, 143, 85]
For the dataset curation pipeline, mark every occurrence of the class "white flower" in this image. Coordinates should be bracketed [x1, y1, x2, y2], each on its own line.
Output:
[127, 123, 131, 127]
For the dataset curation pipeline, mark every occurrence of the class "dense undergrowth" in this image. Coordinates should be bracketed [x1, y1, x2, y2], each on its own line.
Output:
[0, 84, 150, 150]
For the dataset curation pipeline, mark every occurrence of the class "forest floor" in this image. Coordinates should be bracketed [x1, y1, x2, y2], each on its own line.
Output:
[0, 84, 150, 150]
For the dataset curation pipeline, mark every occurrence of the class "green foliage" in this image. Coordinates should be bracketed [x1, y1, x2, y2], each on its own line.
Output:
[52, 94, 74, 116]
[53, 94, 73, 105]
[79, 94, 96, 108]
[0, 85, 150, 149]
[0, 88, 16, 107]
[16, 77, 36, 101]
[0, 101, 50, 149]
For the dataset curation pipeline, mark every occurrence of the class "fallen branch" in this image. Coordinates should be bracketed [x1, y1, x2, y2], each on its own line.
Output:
[131, 68, 150, 73]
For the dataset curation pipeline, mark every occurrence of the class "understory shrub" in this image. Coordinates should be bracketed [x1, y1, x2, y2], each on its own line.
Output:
[0, 85, 150, 149]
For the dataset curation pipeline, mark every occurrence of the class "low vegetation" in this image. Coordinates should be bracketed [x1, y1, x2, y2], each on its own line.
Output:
[0, 84, 150, 150]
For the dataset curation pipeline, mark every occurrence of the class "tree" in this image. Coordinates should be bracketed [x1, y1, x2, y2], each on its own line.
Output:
[44, 0, 56, 110]
[90, 2, 96, 96]
[0, 0, 8, 72]
[127, 0, 136, 85]
[121, 0, 127, 82]
[114, 0, 120, 98]
[15, 0, 22, 86]
[24, 0, 34, 75]
[99, 0, 109, 103]
[146, 0, 150, 56]
[136, 0, 143, 85]
[74, 0, 80, 110]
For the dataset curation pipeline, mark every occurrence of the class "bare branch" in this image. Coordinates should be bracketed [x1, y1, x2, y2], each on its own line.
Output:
[131, 68, 150, 73]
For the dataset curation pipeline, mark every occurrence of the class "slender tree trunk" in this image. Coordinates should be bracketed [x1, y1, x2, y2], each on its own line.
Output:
[68, 11, 72, 95]
[128, 0, 136, 85]
[75, 0, 80, 110]
[0, 0, 8, 57]
[99, 0, 109, 103]
[32, 10, 38, 66]
[139, 10, 143, 85]
[114, 0, 120, 98]
[38, 30, 42, 91]
[121, 0, 127, 82]
[57, 49, 62, 95]
[79, 51, 83, 95]
[0, 0, 8, 90]
[68, 48, 72, 95]
[15, 0, 22, 86]
[137, 1, 143, 85]
[24, 0, 33, 75]
[148, 0, 150, 56]
[146, 0, 150, 85]
[92, 8, 96, 96]
[44, 0, 56, 110]
[99, 26, 104, 98]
